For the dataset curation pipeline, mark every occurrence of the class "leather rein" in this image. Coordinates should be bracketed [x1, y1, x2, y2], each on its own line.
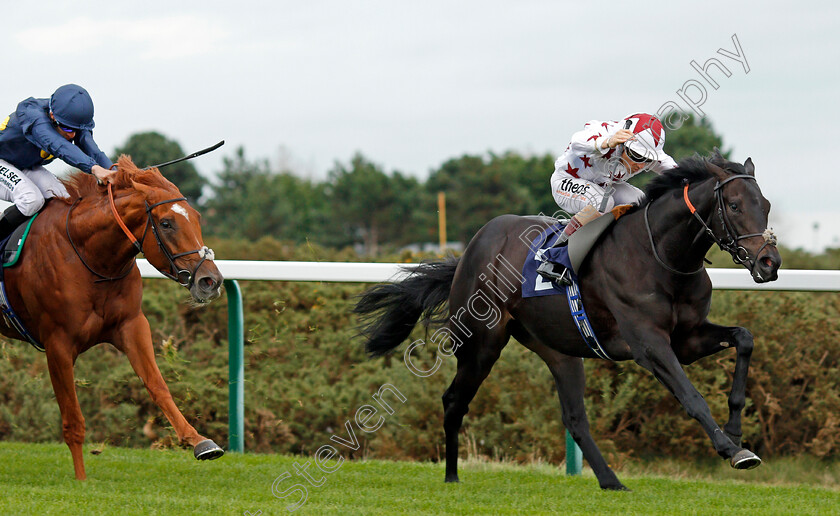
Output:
[645, 174, 778, 277]
[67, 183, 214, 286]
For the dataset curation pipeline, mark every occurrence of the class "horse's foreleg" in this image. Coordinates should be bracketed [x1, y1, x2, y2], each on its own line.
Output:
[723, 327, 754, 448]
[114, 315, 224, 460]
[45, 340, 86, 480]
[674, 323, 755, 447]
[625, 325, 755, 467]
[442, 331, 508, 483]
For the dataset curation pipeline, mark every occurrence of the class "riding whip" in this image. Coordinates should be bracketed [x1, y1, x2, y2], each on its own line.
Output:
[146, 140, 225, 170]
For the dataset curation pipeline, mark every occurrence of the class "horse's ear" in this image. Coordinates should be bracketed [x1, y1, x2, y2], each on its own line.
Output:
[744, 157, 755, 176]
[705, 159, 729, 182]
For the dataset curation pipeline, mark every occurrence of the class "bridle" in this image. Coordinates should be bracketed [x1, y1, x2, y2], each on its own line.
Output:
[108, 183, 214, 287]
[67, 183, 214, 287]
[645, 174, 778, 278]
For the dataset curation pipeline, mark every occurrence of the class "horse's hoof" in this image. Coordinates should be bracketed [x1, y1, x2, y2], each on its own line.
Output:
[601, 483, 630, 491]
[194, 439, 225, 461]
[730, 449, 761, 470]
[444, 475, 460, 483]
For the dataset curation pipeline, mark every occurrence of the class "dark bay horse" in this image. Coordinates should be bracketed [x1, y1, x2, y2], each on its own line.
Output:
[0, 156, 224, 480]
[354, 153, 781, 490]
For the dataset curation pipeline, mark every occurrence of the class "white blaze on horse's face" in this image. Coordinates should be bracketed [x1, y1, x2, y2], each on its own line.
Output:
[171, 203, 190, 221]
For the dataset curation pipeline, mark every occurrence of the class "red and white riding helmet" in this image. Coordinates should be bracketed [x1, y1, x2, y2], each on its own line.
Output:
[623, 113, 666, 162]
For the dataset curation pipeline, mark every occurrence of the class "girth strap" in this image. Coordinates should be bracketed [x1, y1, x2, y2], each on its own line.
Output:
[566, 280, 613, 360]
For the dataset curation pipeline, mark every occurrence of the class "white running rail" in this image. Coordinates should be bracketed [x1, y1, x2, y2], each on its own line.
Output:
[137, 260, 840, 291]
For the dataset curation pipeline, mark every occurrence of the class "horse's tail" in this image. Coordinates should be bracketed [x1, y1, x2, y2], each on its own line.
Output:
[353, 257, 460, 357]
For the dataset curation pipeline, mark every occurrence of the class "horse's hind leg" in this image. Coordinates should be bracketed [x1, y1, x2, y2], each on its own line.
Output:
[113, 315, 224, 460]
[519, 337, 626, 490]
[674, 322, 756, 449]
[442, 327, 509, 483]
[45, 338, 87, 480]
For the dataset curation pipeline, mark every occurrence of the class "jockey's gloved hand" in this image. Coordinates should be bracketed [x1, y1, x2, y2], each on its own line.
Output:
[91, 165, 115, 184]
[604, 129, 635, 149]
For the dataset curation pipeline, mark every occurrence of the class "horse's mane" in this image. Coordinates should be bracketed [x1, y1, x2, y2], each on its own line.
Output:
[59, 155, 177, 203]
[641, 151, 746, 206]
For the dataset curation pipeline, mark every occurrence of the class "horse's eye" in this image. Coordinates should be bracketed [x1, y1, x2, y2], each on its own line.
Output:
[728, 202, 739, 212]
[160, 219, 173, 229]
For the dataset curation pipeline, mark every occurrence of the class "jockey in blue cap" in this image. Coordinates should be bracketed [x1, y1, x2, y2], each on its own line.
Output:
[0, 84, 115, 240]
[538, 113, 678, 284]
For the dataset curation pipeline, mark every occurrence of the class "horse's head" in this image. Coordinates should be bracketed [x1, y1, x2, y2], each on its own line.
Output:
[116, 156, 223, 303]
[705, 152, 781, 283]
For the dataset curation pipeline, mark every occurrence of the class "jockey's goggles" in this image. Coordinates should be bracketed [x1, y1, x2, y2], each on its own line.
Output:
[625, 148, 653, 164]
[55, 121, 76, 133]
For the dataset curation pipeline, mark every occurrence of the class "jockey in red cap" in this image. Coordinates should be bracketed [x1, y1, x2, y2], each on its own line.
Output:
[538, 113, 677, 284]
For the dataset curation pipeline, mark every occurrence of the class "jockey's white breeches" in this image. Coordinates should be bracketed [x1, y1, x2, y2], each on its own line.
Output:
[550, 171, 645, 216]
[0, 159, 68, 216]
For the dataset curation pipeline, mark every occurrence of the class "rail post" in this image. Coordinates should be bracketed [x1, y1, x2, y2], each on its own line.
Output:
[566, 430, 582, 475]
[225, 279, 245, 453]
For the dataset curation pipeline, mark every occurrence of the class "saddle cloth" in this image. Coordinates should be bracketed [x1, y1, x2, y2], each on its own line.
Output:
[0, 213, 42, 351]
[521, 223, 572, 298]
[520, 219, 614, 360]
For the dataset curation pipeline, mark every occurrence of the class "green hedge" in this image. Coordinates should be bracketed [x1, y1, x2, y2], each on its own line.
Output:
[0, 239, 837, 467]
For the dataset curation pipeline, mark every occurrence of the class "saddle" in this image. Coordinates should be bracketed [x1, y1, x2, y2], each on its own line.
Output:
[566, 208, 622, 273]
[543, 204, 632, 279]
[0, 213, 36, 270]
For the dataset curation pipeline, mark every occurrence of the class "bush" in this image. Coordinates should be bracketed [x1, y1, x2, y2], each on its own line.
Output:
[1, 240, 838, 466]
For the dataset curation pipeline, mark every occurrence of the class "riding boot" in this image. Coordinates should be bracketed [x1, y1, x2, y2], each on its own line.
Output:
[552, 218, 580, 248]
[0, 205, 29, 243]
[537, 205, 604, 286]
[552, 204, 602, 249]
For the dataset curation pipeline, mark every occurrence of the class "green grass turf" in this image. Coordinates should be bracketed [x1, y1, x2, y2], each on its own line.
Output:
[1, 442, 838, 515]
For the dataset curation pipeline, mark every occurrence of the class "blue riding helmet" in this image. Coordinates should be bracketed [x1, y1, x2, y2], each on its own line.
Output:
[49, 84, 95, 130]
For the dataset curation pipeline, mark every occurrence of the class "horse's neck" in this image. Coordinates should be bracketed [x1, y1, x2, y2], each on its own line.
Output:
[66, 194, 145, 276]
[647, 180, 718, 272]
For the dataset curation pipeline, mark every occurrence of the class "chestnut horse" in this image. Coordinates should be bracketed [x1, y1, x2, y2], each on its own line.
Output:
[355, 153, 781, 490]
[0, 155, 224, 479]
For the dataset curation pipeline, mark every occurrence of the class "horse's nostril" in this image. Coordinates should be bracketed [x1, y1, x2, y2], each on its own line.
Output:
[200, 277, 215, 290]
[762, 257, 773, 268]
